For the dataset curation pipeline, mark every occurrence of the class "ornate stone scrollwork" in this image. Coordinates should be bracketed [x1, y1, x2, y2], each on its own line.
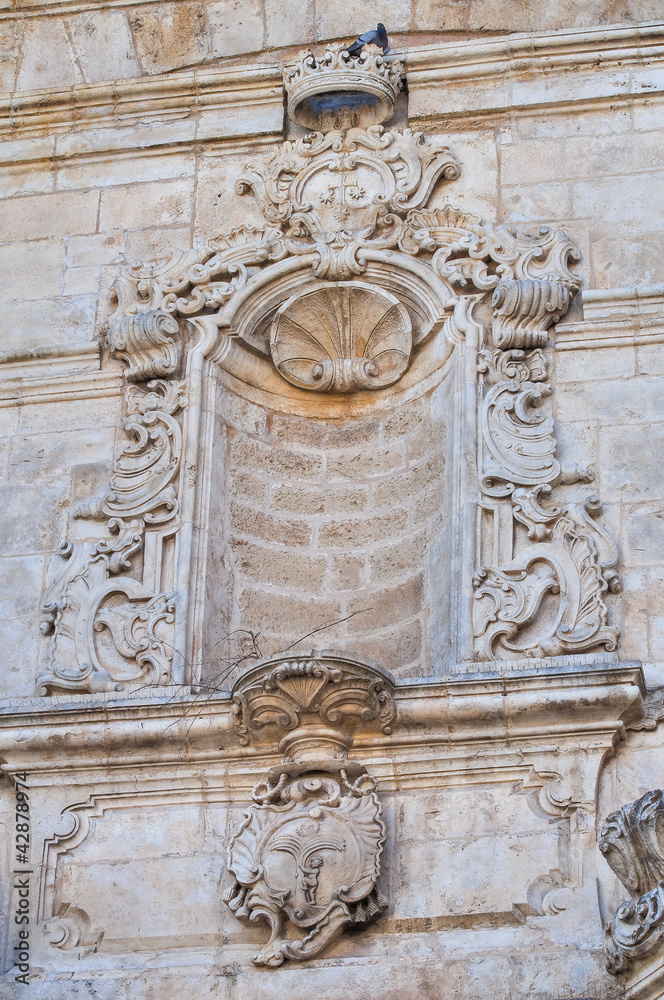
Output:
[37, 375, 184, 695]
[106, 311, 180, 382]
[106, 51, 460, 396]
[397, 204, 619, 658]
[600, 790, 664, 974]
[224, 652, 393, 966]
[74, 46, 620, 682]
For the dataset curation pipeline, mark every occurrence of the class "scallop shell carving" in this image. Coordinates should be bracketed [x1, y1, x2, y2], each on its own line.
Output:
[270, 282, 412, 393]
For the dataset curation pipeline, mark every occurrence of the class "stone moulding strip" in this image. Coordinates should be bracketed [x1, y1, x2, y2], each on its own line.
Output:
[0, 340, 100, 374]
[404, 21, 664, 123]
[2, 23, 663, 146]
[555, 284, 664, 350]
[0, 64, 283, 141]
[0, 343, 122, 407]
[0, 662, 646, 767]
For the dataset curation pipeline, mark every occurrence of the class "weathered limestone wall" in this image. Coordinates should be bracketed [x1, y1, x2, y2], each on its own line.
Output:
[554, 315, 664, 677]
[1, 0, 662, 92]
[1, 10, 664, 1000]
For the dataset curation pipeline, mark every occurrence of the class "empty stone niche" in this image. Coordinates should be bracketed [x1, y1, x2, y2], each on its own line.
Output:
[197, 365, 457, 688]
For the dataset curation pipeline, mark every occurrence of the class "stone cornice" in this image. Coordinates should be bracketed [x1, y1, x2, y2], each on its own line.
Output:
[0, 662, 645, 772]
[405, 21, 664, 75]
[1, 23, 663, 161]
[0, 346, 122, 407]
[404, 21, 664, 124]
[556, 285, 664, 351]
[0, 63, 284, 149]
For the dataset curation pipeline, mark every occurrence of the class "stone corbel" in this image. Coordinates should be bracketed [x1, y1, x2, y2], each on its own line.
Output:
[491, 277, 574, 350]
[106, 310, 180, 382]
[223, 651, 394, 967]
[600, 790, 664, 980]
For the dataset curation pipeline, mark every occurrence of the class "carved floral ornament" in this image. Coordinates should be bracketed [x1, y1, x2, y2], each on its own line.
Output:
[223, 652, 394, 966]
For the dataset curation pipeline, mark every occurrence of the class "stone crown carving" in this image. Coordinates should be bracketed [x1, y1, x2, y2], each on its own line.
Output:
[283, 43, 403, 131]
[600, 790, 664, 974]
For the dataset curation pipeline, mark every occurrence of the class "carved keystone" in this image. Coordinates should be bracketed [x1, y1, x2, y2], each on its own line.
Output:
[224, 651, 394, 965]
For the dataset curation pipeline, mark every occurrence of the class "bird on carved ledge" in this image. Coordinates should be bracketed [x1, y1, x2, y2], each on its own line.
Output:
[347, 23, 390, 56]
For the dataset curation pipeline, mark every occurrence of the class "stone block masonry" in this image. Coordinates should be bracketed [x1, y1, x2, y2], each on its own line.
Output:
[207, 384, 447, 679]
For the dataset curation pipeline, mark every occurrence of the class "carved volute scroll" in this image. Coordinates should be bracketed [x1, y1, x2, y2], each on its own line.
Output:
[223, 652, 394, 966]
[600, 790, 664, 974]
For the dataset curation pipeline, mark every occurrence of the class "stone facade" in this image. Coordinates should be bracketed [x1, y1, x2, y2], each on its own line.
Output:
[1, 5, 664, 1000]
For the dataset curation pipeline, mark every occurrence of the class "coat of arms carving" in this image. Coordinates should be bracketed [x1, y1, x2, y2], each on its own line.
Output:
[223, 652, 394, 965]
[225, 764, 386, 966]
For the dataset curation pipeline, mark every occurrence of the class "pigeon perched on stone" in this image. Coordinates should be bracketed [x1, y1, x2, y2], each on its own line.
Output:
[347, 23, 390, 56]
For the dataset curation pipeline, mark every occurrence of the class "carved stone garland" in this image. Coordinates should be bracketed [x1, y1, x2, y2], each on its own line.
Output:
[223, 652, 394, 966]
[600, 790, 664, 975]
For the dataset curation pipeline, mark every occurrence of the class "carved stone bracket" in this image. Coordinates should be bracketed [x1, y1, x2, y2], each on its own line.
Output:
[223, 652, 394, 966]
[600, 790, 664, 975]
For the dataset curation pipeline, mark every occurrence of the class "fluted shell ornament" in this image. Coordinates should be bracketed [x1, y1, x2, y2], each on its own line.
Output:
[270, 282, 412, 393]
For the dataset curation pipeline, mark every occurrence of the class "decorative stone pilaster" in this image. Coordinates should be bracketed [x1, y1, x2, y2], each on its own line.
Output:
[223, 651, 394, 967]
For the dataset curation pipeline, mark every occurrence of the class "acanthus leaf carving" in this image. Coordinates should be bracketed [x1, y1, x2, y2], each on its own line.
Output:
[473, 504, 619, 660]
[600, 790, 664, 975]
[103, 391, 183, 525]
[480, 377, 559, 495]
[425, 221, 580, 295]
[107, 226, 286, 340]
[224, 652, 393, 965]
[462, 221, 620, 660]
